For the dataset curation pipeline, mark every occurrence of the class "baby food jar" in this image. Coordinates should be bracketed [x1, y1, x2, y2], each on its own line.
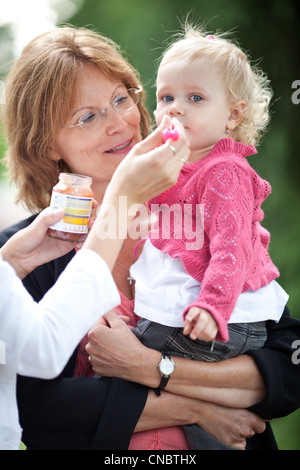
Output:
[47, 173, 94, 243]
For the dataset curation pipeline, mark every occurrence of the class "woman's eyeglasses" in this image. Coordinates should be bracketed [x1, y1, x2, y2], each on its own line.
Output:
[65, 86, 142, 131]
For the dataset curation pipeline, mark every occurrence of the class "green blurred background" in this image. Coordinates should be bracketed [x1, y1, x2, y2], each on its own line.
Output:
[1, 0, 299, 450]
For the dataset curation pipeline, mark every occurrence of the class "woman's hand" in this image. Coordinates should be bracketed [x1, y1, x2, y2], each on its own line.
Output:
[106, 115, 190, 207]
[0, 208, 75, 279]
[196, 401, 266, 450]
[86, 312, 162, 387]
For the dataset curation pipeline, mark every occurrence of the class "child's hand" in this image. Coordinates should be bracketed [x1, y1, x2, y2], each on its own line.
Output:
[183, 307, 218, 341]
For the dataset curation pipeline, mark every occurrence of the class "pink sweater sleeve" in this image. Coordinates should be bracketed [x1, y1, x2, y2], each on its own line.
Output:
[183, 160, 255, 342]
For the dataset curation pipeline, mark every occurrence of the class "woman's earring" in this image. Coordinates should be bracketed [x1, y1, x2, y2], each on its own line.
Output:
[226, 128, 230, 135]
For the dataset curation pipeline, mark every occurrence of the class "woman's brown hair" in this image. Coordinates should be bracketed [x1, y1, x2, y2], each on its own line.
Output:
[4, 26, 151, 212]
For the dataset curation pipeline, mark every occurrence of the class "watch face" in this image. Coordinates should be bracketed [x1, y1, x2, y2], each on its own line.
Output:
[160, 357, 175, 375]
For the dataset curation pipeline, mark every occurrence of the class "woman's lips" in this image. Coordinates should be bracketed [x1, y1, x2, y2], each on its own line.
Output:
[105, 138, 133, 154]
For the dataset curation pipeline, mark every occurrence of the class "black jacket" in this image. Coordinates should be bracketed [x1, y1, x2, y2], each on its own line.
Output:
[1, 215, 300, 450]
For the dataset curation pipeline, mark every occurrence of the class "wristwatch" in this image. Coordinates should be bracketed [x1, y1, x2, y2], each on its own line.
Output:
[156, 353, 175, 395]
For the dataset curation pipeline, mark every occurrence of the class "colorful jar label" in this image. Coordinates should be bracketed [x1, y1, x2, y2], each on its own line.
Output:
[49, 191, 93, 234]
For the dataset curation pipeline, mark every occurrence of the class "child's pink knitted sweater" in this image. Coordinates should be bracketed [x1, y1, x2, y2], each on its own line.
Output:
[147, 138, 279, 342]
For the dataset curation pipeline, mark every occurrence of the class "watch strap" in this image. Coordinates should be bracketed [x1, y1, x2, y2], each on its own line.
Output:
[155, 353, 173, 396]
[158, 374, 169, 390]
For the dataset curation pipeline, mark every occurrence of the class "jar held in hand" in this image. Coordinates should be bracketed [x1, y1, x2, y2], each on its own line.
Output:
[48, 173, 94, 243]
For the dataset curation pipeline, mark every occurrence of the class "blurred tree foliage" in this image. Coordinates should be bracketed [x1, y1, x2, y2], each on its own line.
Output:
[0, 24, 13, 179]
[69, 0, 300, 450]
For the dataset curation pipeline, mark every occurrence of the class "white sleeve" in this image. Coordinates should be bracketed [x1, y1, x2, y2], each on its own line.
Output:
[0, 249, 120, 378]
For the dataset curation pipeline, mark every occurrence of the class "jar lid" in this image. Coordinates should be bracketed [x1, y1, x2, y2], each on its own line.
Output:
[58, 172, 92, 185]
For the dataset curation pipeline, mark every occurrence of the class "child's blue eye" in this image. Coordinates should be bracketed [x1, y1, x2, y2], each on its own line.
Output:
[163, 95, 174, 103]
[190, 95, 203, 102]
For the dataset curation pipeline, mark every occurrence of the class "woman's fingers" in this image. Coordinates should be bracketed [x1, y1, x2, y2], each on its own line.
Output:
[108, 116, 190, 206]
[29, 207, 65, 238]
[133, 116, 188, 164]
[136, 115, 172, 152]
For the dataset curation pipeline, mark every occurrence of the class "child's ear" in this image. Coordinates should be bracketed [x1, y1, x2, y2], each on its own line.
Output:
[227, 101, 247, 131]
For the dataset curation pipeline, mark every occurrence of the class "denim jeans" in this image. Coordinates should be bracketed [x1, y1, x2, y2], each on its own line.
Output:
[132, 319, 267, 450]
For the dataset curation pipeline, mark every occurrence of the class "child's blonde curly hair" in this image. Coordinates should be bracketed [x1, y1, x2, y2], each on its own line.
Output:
[158, 24, 273, 146]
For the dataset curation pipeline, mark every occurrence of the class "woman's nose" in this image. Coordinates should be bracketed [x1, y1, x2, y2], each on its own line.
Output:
[105, 108, 127, 134]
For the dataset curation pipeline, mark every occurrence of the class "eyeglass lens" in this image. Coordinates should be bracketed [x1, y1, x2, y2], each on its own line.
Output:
[72, 87, 141, 130]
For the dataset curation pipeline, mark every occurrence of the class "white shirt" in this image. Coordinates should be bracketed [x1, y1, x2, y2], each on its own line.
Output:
[0, 249, 120, 450]
[130, 240, 288, 327]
